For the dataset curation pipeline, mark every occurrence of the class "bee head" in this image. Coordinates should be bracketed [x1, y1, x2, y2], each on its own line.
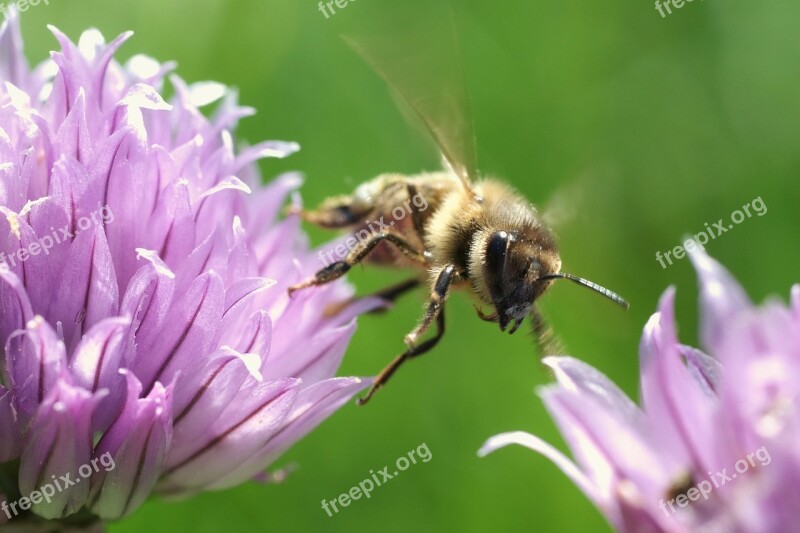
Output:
[476, 228, 629, 334]
[481, 229, 562, 334]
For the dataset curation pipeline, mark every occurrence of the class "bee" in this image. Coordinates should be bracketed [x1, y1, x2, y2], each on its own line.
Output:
[288, 2, 628, 405]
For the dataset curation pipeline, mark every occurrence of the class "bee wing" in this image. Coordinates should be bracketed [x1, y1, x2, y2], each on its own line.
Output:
[342, 2, 478, 191]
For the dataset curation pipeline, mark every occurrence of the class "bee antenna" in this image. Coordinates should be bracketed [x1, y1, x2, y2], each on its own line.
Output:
[538, 272, 630, 310]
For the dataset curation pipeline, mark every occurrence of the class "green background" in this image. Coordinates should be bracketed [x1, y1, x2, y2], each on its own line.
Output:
[18, 0, 800, 531]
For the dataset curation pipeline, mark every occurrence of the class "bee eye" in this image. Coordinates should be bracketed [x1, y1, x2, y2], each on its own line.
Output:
[485, 231, 512, 305]
[486, 231, 511, 263]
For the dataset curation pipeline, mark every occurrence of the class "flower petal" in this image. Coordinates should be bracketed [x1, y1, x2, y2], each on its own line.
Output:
[0, 267, 34, 355]
[6, 316, 67, 428]
[205, 376, 369, 490]
[169, 348, 263, 460]
[69, 316, 131, 430]
[543, 356, 645, 430]
[639, 288, 718, 475]
[159, 378, 297, 493]
[132, 271, 224, 391]
[678, 344, 721, 397]
[479, 431, 606, 516]
[18, 379, 102, 519]
[48, 225, 119, 352]
[541, 386, 676, 503]
[688, 247, 751, 354]
[89, 371, 172, 520]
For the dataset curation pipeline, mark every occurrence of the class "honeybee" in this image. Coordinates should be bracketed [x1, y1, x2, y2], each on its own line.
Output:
[288, 2, 628, 405]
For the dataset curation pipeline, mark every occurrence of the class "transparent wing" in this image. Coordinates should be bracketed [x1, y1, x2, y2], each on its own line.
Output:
[341, 1, 478, 190]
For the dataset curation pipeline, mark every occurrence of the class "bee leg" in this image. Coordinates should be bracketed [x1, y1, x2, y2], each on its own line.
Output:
[404, 265, 456, 347]
[356, 265, 455, 405]
[288, 232, 428, 295]
[300, 206, 364, 229]
[322, 277, 422, 318]
[357, 305, 446, 406]
[294, 195, 370, 229]
[367, 277, 422, 313]
[530, 306, 565, 356]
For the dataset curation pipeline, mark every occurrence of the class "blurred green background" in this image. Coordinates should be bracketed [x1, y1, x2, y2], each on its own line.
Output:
[18, 0, 800, 531]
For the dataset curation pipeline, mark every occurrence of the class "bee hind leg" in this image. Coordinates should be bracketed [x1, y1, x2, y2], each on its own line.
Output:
[288, 231, 428, 295]
[322, 277, 422, 318]
[365, 277, 423, 314]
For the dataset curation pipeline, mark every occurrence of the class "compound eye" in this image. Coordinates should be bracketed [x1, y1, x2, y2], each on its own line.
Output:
[486, 231, 511, 264]
[485, 231, 512, 303]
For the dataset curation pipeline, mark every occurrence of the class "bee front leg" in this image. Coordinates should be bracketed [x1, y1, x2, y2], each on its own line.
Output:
[357, 265, 456, 406]
[530, 306, 565, 357]
[288, 232, 428, 295]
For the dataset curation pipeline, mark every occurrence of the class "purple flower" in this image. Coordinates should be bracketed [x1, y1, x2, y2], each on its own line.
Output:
[480, 248, 799, 533]
[0, 12, 372, 526]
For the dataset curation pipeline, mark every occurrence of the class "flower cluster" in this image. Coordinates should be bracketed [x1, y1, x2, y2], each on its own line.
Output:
[481, 249, 800, 533]
[0, 13, 371, 527]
